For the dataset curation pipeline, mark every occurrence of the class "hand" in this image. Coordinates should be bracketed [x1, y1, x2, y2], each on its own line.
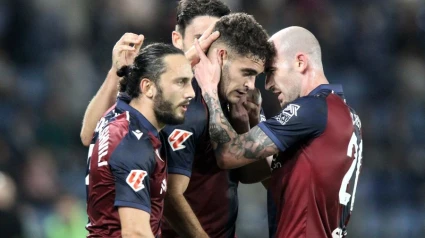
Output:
[193, 39, 222, 93]
[244, 88, 262, 127]
[185, 23, 220, 67]
[229, 96, 250, 133]
[112, 33, 144, 72]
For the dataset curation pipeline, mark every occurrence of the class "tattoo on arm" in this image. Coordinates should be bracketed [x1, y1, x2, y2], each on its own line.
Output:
[203, 91, 278, 161]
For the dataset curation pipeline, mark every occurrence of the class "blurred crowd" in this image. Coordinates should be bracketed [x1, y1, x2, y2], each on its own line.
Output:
[0, 0, 424, 237]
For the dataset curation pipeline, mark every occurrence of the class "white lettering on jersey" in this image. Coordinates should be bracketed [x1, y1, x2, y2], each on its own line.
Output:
[274, 104, 300, 125]
[98, 125, 110, 167]
[160, 178, 167, 194]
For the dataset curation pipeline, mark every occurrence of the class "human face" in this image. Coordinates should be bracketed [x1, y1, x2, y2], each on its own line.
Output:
[153, 54, 195, 125]
[265, 41, 301, 107]
[219, 55, 264, 104]
[179, 16, 220, 51]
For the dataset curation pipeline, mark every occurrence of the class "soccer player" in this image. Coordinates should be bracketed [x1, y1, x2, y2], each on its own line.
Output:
[161, 13, 274, 238]
[85, 43, 195, 237]
[194, 26, 363, 238]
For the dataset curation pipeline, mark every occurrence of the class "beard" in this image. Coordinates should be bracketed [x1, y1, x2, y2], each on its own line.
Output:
[153, 85, 185, 125]
[218, 63, 231, 103]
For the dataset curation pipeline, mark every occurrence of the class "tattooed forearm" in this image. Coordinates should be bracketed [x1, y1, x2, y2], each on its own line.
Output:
[202, 90, 279, 165]
[210, 124, 231, 144]
[203, 91, 236, 145]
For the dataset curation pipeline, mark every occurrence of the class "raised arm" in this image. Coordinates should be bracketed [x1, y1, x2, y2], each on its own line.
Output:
[193, 40, 279, 169]
[80, 33, 144, 146]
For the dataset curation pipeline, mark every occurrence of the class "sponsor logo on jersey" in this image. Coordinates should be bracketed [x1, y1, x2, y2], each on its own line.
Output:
[132, 130, 143, 140]
[126, 170, 148, 192]
[168, 129, 193, 151]
[274, 104, 300, 125]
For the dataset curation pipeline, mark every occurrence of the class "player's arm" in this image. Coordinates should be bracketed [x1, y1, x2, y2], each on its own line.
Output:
[80, 33, 144, 146]
[163, 175, 208, 238]
[119, 207, 154, 238]
[161, 122, 208, 238]
[228, 90, 273, 181]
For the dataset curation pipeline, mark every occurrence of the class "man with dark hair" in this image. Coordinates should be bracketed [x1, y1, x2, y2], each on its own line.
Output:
[194, 26, 363, 238]
[85, 43, 194, 238]
[161, 12, 274, 238]
[172, 0, 231, 51]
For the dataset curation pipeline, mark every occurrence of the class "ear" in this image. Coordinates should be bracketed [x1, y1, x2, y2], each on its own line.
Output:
[217, 48, 228, 66]
[140, 78, 155, 98]
[294, 53, 308, 73]
[172, 30, 183, 50]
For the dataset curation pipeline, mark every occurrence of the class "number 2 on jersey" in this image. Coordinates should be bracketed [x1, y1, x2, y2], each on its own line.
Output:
[339, 131, 363, 211]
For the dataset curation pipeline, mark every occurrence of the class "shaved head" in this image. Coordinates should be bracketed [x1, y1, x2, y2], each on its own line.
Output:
[270, 26, 323, 69]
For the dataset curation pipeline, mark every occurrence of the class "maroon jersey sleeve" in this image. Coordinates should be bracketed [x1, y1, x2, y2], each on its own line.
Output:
[109, 132, 156, 214]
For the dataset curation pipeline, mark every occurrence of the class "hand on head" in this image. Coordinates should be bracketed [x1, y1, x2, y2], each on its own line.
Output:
[185, 23, 220, 67]
[193, 38, 223, 93]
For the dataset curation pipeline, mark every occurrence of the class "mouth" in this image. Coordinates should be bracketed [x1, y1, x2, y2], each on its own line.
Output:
[235, 90, 247, 97]
[179, 102, 190, 112]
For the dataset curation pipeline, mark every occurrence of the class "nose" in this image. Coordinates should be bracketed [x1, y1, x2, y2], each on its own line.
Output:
[244, 77, 256, 91]
[265, 75, 274, 91]
[185, 83, 196, 100]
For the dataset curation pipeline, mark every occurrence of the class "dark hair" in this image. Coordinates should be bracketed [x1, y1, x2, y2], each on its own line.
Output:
[118, 43, 184, 99]
[176, 0, 231, 36]
[212, 13, 275, 64]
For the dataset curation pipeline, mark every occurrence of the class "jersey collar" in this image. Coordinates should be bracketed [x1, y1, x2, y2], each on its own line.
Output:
[116, 99, 159, 137]
[308, 84, 344, 96]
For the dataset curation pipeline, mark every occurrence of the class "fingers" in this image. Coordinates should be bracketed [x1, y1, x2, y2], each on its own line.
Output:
[199, 22, 216, 41]
[200, 31, 220, 52]
[119, 33, 144, 45]
[134, 35, 144, 52]
[115, 45, 136, 53]
[194, 39, 208, 62]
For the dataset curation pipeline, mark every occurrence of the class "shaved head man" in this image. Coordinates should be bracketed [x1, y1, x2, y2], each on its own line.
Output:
[266, 26, 326, 106]
[194, 26, 364, 237]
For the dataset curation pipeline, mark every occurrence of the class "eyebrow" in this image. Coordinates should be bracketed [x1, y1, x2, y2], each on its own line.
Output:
[264, 67, 276, 73]
[241, 68, 259, 76]
[173, 77, 191, 82]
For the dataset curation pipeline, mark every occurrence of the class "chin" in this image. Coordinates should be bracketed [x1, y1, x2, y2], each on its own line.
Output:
[227, 95, 240, 104]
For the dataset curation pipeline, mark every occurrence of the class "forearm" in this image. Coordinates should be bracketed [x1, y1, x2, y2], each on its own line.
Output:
[202, 90, 260, 169]
[121, 229, 154, 238]
[80, 68, 120, 146]
[164, 193, 208, 238]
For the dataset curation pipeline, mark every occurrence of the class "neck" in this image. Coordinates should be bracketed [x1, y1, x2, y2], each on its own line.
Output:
[129, 98, 164, 132]
[301, 68, 329, 97]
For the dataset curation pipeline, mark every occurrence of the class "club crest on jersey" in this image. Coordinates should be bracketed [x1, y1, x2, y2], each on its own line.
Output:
[126, 170, 148, 192]
[168, 129, 193, 151]
[274, 104, 300, 125]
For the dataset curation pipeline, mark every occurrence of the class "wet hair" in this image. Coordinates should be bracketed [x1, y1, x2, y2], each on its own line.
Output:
[118, 43, 184, 99]
[212, 13, 275, 64]
[176, 0, 231, 36]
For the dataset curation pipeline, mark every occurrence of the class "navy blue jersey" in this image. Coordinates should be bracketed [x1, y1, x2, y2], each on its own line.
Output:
[161, 80, 238, 238]
[86, 99, 167, 237]
[258, 84, 363, 237]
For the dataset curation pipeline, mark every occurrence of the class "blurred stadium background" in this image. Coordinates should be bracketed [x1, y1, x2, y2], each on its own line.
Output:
[0, 0, 424, 237]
